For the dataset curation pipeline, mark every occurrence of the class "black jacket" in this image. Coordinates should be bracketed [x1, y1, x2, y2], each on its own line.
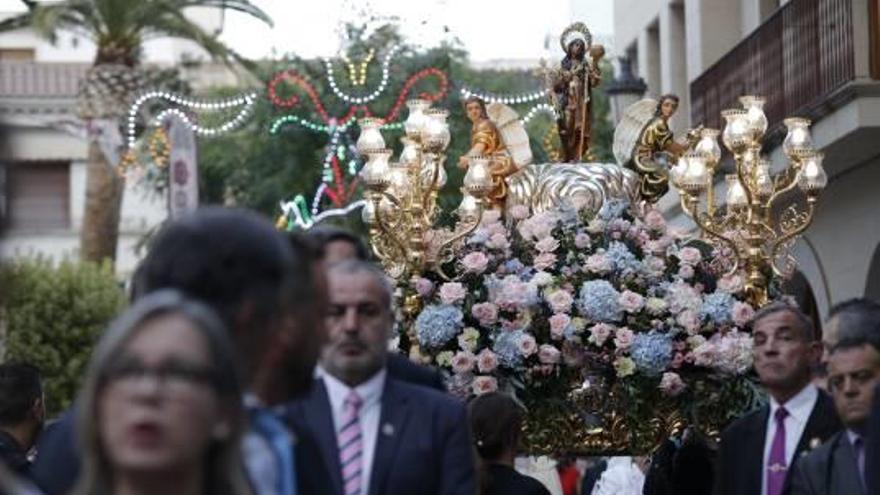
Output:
[0, 430, 28, 475]
[713, 390, 842, 495]
[483, 464, 549, 495]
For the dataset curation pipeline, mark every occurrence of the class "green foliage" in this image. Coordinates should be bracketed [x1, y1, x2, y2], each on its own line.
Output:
[0, 258, 126, 416]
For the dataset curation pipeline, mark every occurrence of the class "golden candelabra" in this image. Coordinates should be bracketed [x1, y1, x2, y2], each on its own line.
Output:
[359, 99, 495, 283]
[671, 95, 828, 307]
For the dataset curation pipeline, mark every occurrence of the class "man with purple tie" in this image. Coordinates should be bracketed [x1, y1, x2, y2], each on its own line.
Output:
[713, 302, 841, 495]
[789, 320, 880, 494]
[285, 260, 475, 495]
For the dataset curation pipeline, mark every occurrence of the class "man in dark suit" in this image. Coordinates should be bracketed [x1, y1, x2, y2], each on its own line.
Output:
[285, 260, 475, 495]
[714, 302, 841, 495]
[789, 329, 880, 494]
[0, 363, 43, 475]
[305, 227, 445, 392]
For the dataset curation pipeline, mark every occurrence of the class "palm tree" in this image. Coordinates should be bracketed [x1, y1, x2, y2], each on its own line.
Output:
[0, 0, 271, 265]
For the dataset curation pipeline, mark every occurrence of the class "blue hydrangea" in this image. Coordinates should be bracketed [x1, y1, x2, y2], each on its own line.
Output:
[606, 241, 641, 274]
[598, 199, 630, 221]
[416, 304, 464, 349]
[700, 291, 735, 325]
[557, 204, 580, 229]
[467, 230, 489, 245]
[578, 280, 623, 323]
[630, 332, 674, 376]
[493, 330, 525, 368]
[504, 258, 525, 274]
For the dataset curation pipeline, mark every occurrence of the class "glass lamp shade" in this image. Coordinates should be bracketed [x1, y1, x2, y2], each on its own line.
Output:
[798, 152, 828, 193]
[387, 163, 410, 196]
[420, 153, 447, 189]
[783, 118, 814, 157]
[361, 149, 392, 191]
[456, 193, 480, 220]
[404, 99, 431, 139]
[463, 156, 493, 198]
[754, 159, 774, 200]
[399, 137, 420, 167]
[356, 118, 386, 155]
[725, 174, 748, 208]
[739, 95, 768, 140]
[722, 109, 750, 155]
[361, 200, 376, 224]
[679, 152, 708, 194]
[423, 109, 451, 150]
[695, 128, 722, 164]
[670, 155, 689, 184]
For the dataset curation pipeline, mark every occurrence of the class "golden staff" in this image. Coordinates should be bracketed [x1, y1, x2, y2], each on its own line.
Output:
[576, 61, 590, 161]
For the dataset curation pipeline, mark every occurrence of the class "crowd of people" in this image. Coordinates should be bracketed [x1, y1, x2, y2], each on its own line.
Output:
[0, 206, 879, 495]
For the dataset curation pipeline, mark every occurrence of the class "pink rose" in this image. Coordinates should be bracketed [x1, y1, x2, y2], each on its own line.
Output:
[545, 289, 574, 313]
[471, 302, 499, 325]
[677, 309, 701, 334]
[535, 237, 560, 253]
[517, 334, 538, 357]
[678, 246, 703, 265]
[574, 232, 591, 249]
[476, 349, 499, 373]
[462, 251, 489, 274]
[692, 340, 719, 367]
[480, 210, 502, 225]
[549, 313, 571, 340]
[613, 327, 635, 350]
[644, 240, 663, 255]
[510, 204, 530, 220]
[472, 376, 498, 395]
[533, 252, 557, 270]
[644, 209, 667, 231]
[678, 264, 695, 280]
[618, 290, 645, 313]
[538, 344, 561, 364]
[659, 372, 686, 396]
[486, 233, 510, 251]
[414, 277, 434, 297]
[588, 323, 614, 346]
[718, 273, 744, 293]
[451, 351, 476, 374]
[439, 282, 467, 305]
[584, 253, 613, 274]
[731, 301, 755, 327]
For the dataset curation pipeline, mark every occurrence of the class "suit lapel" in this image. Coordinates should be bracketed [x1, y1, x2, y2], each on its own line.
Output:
[794, 391, 841, 458]
[368, 379, 412, 495]
[832, 433, 865, 495]
[299, 381, 345, 495]
[745, 406, 770, 494]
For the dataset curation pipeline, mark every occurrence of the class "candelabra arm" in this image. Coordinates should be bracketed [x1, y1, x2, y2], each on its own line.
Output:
[735, 153, 756, 225]
[431, 200, 486, 275]
[766, 163, 803, 215]
[421, 154, 444, 215]
[769, 198, 816, 276]
[372, 194, 411, 279]
[685, 195, 742, 276]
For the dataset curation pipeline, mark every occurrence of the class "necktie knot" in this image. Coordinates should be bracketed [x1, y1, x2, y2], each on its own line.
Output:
[345, 391, 363, 411]
[774, 406, 789, 423]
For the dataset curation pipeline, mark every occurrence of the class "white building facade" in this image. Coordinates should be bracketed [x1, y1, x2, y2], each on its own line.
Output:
[614, 0, 880, 322]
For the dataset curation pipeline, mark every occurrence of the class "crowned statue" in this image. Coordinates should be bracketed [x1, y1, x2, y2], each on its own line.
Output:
[548, 22, 605, 163]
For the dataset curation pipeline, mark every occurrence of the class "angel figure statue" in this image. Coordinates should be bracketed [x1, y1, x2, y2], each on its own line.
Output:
[458, 96, 532, 211]
[548, 22, 604, 163]
[613, 94, 698, 204]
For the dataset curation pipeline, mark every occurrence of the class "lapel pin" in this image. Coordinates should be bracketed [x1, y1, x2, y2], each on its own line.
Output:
[808, 437, 822, 450]
[382, 423, 395, 436]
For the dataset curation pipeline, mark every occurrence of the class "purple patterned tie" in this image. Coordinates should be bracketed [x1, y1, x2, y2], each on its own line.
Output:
[767, 407, 789, 495]
[338, 391, 363, 495]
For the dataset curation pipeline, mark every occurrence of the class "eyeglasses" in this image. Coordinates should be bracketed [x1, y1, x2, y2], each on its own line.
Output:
[103, 358, 219, 394]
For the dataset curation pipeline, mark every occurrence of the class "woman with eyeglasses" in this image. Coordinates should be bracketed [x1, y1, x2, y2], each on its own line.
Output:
[71, 290, 252, 495]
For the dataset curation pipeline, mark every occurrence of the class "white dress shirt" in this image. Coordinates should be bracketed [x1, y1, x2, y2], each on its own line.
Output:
[591, 457, 645, 495]
[319, 366, 386, 494]
[761, 383, 818, 495]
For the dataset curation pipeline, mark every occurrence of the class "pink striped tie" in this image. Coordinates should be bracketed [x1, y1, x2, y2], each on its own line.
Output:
[338, 391, 363, 495]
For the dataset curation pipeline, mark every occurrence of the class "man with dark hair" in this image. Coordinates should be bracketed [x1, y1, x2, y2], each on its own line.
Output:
[305, 226, 446, 392]
[286, 260, 475, 495]
[714, 302, 841, 495]
[823, 298, 880, 353]
[308, 226, 370, 264]
[789, 326, 880, 494]
[0, 363, 43, 474]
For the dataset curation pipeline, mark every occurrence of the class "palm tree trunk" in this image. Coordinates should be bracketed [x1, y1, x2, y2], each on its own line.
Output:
[79, 140, 124, 263]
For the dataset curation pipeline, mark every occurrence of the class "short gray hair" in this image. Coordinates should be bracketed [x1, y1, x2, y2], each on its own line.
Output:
[828, 298, 880, 343]
[750, 301, 816, 341]
[327, 259, 395, 310]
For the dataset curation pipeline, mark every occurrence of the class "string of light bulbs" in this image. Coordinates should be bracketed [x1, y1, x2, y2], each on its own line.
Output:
[323, 45, 400, 104]
[459, 86, 549, 105]
[126, 91, 257, 148]
[521, 103, 557, 124]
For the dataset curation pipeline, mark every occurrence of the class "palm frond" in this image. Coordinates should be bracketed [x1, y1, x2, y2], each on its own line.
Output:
[0, 12, 34, 33]
[177, 0, 273, 27]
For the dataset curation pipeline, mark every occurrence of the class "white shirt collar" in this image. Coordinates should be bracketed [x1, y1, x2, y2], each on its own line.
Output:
[319, 365, 387, 409]
[769, 382, 818, 423]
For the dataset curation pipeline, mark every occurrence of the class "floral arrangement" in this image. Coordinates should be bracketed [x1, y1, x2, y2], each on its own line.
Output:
[400, 200, 764, 453]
